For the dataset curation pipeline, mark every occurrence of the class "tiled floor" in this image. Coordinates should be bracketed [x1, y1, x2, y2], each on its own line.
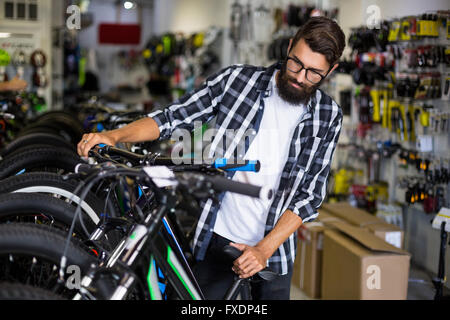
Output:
[290, 262, 450, 300]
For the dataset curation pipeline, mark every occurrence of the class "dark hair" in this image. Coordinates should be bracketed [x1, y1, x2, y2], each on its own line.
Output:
[291, 16, 346, 66]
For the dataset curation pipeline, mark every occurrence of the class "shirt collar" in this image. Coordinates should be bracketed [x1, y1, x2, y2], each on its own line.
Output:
[256, 62, 280, 97]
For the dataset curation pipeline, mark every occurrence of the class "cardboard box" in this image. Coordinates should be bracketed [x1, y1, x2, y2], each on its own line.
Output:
[321, 202, 404, 249]
[292, 222, 325, 299]
[321, 222, 410, 300]
[365, 223, 404, 249]
[291, 210, 344, 299]
[316, 209, 345, 225]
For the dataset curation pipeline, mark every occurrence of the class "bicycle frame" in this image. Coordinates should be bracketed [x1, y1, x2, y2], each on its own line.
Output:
[72, 148, 266, 300]
[76, 187, 205, 300]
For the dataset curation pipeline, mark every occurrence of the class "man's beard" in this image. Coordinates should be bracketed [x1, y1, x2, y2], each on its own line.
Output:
[276, 61, 320, 106]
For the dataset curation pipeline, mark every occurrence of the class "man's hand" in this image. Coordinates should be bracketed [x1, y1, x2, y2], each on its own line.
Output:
[229, 210, 304, 279]
[77, 132, 117, 158]
[229, 243, 269, 279]
[77, 117, 161, 158]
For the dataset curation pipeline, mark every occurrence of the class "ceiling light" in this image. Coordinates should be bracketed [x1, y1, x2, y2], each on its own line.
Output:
[0, 33, 11, 38]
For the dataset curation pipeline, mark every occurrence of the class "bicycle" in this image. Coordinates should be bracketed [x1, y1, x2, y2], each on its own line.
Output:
[0, 144, 274, 300]
[64, 160, 277, 300]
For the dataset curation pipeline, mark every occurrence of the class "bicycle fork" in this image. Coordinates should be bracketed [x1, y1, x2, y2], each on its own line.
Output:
[74, 205, 167, 300]
[73, 224, 149, 300]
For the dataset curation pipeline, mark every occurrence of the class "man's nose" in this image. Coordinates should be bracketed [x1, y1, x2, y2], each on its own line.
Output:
[294, 68, 307, 84]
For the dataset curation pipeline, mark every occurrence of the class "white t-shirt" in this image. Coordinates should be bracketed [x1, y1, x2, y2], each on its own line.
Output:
[213, 72, 307, 245]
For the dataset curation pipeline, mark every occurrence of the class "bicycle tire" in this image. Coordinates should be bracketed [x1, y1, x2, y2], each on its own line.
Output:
[18, 122, 79, 145]
[1, 144, 74, 163]
[0, 172, 108, 224]
[0, 223, 96, 297]
[0, 192, 96, 235]
[16, 126, 68, 140]
[32, 111, 84, 142]
[0, 132, 75, 158]
[0, 282, 65, 300]
[0, 145, 81, 180]
[34, 110, 83, 129]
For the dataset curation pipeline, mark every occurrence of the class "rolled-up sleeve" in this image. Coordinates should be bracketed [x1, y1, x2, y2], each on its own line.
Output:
[148, 66, 233, 140]
[287, 111, 343, 223]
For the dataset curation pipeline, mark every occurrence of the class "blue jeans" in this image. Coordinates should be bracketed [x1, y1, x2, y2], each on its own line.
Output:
[192, 233, 293, 300]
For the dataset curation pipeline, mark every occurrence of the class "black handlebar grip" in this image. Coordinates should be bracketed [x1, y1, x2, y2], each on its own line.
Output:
[74, 163, 96, 175]
[206, 175, 273, 201]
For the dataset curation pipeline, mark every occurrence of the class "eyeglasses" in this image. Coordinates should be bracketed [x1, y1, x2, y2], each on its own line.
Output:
[285, 56, 329, 84]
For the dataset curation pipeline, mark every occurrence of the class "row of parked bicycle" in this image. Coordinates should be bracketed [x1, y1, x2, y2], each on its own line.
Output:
[0, 94, 274, 300]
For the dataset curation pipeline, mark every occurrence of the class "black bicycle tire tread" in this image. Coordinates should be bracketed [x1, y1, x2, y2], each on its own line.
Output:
[0, 172, 106, 218]
[34, 110, 84, 127]
[34, 110, 82, 124]
[0, 192, 96, 233]
[0, 133, 75, 158]
[0, 146, 80, 180]
[0, 282, 65, 300]
[16, 127, 64, 140]
[1, 144, 74, 161]
[33, 112, 84, 138]
[0, 223, 95, 270]
[24, 120, 82, 141]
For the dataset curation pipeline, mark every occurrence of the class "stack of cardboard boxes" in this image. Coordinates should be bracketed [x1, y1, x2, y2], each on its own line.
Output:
[292, 202, 411, 300]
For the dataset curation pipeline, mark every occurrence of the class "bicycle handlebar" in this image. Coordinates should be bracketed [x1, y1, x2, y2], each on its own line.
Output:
[74, 163, 104, 175]
[213, 158, 260, 172]
[92, 145, 261, 173]
[74, 162, 273, 201]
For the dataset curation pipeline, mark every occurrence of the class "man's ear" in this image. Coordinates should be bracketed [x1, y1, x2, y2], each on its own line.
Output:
[328, 63, 339, 76]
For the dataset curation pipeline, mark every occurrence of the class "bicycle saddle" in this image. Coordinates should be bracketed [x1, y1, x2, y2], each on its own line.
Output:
[222, 245, 279, 281]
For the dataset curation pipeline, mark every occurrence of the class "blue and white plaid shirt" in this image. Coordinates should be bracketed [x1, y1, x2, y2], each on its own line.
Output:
[148, 62, 342, 275]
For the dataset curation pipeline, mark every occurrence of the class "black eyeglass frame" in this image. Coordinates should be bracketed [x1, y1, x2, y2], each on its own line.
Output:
[285, 56, 335, 84]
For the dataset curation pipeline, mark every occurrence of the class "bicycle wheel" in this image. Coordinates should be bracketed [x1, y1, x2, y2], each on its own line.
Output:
[0, 145, 81, 180]
[0, 282, 65, 300]
[0, 132, 75, 158]
[33, 110, 84, 133]
[0, 192, 96, 236]
[0, 223, 96, 298]
[16, 126, 69, 142]
[31, 111, 84, 143]
[0, 172, 109, 224]
[18, 121, 80, 145]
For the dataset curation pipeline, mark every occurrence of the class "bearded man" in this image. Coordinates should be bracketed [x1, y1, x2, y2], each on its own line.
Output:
[78, 16, 346, 300]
